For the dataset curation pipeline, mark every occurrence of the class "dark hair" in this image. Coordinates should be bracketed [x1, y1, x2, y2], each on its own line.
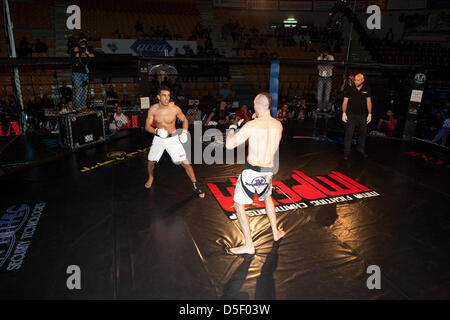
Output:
[158, 85, 171, 94]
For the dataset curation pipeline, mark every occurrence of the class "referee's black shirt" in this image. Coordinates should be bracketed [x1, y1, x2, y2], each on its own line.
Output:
[344, 83, 371, 115]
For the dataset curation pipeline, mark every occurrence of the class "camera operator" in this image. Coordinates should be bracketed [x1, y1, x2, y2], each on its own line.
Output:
[317, 46, 334, 112]
[71, 35, 94, 111]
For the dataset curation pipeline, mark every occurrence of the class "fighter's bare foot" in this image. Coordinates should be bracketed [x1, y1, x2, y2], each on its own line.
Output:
[273, 228, 286, 242]
[193, 184, 205, 198]
[229, 245, 255, 255]
[196, 191, 205, 198]
[144, 177, 154, 189]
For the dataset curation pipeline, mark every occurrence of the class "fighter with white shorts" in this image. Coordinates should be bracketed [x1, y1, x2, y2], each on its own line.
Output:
[225, 92, 285, 255]
[144, 86, 204, 198]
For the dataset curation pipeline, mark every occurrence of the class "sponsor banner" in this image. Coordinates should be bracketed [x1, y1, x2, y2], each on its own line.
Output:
[140, 97, 150, 109]
[0, 121, 21, 137]
[101, 39, 197, 56]
[80, 146, 151, 173]
[279, 1, 313, 11]
[0, 203, 46, 272]
[410, 89, 423, 103]
[248, 0, 278, 10]
[387, 0, 427, 10]
[207, 170, 380, 220]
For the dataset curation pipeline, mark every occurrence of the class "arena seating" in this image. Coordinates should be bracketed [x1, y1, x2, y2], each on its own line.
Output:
[75, 0, 200, 41]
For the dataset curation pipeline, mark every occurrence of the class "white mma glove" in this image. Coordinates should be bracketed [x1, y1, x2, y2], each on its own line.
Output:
[342, 113, 348, 123]
[155, 128, 168, 138]
[229, 119, 244, 131]
[366, 114, 372, 124]
[179, 130, 188, 143]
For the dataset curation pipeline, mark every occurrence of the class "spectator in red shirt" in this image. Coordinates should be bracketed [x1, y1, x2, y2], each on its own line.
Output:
[277, 104, 292, 123]
[235, 104, 252, 124]
[377, 109, 397, 137]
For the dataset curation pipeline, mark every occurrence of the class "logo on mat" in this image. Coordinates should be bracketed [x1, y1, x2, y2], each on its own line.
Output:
[207, 170, 380, 220]
[0, 203, 46, 272]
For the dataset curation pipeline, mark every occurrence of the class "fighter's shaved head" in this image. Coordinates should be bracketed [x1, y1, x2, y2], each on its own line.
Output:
[255, 92, 272, 110]
[355, 73, 364, 81]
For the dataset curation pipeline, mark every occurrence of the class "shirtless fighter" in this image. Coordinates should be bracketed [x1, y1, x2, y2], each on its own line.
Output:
[145, 86, 205, 198]
[225, 92, 285, 255]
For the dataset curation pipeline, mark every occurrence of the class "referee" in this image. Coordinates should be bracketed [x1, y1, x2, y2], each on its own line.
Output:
[342, 73, 372, 160]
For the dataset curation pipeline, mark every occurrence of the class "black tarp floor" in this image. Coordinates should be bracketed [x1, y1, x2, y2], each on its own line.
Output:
[0, 123, 449, 299]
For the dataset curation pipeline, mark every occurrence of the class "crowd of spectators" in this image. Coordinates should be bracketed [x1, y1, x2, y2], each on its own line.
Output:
[416, 107, 449, 146]
[17, 36, 49, 58]
[222, 19, 344, 54]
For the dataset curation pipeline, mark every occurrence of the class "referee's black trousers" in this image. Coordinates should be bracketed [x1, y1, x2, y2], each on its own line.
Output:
[344, 114, 367, 155]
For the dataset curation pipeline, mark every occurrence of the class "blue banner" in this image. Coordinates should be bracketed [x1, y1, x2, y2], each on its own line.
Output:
[130, 40, 174, 56]
[269, 61, 280, 118]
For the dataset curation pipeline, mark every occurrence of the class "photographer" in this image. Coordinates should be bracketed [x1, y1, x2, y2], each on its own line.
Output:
[317, 46, 334, 112]
[71, 35, 94, 111]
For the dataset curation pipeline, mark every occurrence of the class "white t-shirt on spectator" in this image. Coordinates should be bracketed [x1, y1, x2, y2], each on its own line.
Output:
[114, 113, 128, 128]
[317, 54, 334, 77]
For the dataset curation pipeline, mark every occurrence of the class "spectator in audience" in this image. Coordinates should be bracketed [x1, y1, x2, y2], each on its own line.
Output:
[26, 96, 44, 128]
[108, 104, 128, 132]
[377, 109, 398, 137]
[113, 29, 122, 39]
[277, 104, 292, 123]
[59, 100, 74, 114]
[235, 103, 252, 124]
[57, 97, 67, 111]
[385, 28, 394, 42]
[4, 98, 18, 120]
[174, 48, 184, 57]
[59, 81, 72, 101]
[430, 113, 449, 146]
[219, 83, 231, 100]
[34, 39, 48, 53]
[428, 110, 444, 139]
[259, 48, 268, 58]
[161, 25, 172, 40]
[186, 103, 202, 125]
[106, 85, 118, 99]
[292, 98, 307, 120]
[18, 36, 31, 57]
[340, 73, 354, 93]
[41, 94, 55, 109]
[135, 21, 144, 35]
[0, 100, 5, 120]
[205, 100, 230, 126]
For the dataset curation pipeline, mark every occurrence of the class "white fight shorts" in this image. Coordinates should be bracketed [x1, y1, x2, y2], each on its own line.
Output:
[148, 134, 187, 163]
[233, 163, 274, 205]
